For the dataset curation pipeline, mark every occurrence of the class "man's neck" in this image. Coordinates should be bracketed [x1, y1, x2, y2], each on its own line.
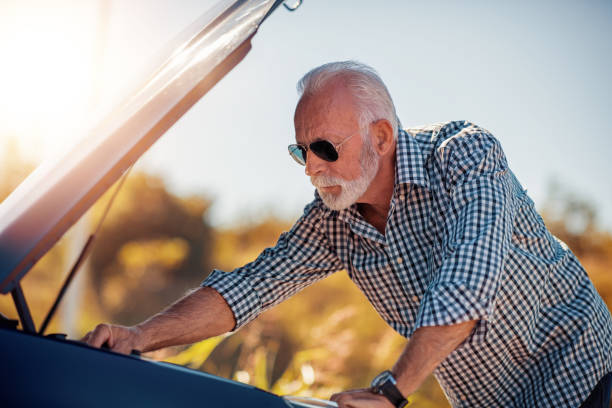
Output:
[356, 150, 396, 234]
[357, 203, 389, 235]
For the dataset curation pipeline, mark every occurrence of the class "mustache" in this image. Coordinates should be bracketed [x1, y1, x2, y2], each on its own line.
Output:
[310, 174, 345, 188]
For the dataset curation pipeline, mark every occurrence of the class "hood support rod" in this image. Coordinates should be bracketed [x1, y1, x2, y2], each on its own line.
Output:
[39, 165, 133, 336]
[11, 283, 35, 333]
[39, 235, 94, 335]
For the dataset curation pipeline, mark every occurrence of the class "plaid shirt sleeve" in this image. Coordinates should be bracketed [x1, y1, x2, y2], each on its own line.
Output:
[201, 202, 343, 330]
[414, 130, 512, 343]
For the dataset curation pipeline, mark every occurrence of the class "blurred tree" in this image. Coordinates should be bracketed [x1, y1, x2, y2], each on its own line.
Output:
[88, 172, 214, 325]
[0, 158, 215, 333]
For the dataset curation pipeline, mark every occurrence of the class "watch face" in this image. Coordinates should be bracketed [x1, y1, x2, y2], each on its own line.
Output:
[371, 370, 393, 389]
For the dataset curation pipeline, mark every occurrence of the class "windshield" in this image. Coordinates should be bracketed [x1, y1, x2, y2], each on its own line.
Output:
[0, 0, 280, 294]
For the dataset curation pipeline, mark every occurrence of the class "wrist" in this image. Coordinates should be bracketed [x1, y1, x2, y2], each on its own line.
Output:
[132, 324, 149, 351]
[392, 370, 417, 398]
[371, 370, 410, 408]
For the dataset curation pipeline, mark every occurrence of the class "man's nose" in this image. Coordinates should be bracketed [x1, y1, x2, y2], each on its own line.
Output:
[304, 152, 327, 176]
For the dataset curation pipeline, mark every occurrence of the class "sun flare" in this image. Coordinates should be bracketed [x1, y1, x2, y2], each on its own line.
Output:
[0, 2, 98, 156]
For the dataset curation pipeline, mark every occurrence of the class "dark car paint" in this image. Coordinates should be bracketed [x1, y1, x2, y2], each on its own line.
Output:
[0, 327, 294, 407]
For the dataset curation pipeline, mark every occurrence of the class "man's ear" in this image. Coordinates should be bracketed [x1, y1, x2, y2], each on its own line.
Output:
[369, 119, 395, 155]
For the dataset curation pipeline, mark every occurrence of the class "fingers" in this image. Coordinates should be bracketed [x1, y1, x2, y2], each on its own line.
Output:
[83, 323, 113, 348]
[331, 389, 370, 400]
[82, 324, 141, 355]
[330, 394, 353, 408]
[111, 337, 134, 355]
[331, 391, 353, 408]
[330, 390, 392, 408]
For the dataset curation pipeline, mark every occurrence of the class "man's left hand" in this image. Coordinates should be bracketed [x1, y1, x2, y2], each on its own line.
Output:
[330, 388, 394, 408]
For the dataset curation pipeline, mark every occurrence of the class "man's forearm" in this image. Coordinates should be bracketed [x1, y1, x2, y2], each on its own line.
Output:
[392, 320, 477, 397]
[136, 286, 236, 352]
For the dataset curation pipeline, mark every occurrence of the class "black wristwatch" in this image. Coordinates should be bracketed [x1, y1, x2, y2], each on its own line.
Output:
[370, 370, 410, 408]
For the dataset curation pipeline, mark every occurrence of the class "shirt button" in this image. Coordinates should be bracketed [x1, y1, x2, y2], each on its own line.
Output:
[396, 257, 403, 264]
[412, 295, 419, 303]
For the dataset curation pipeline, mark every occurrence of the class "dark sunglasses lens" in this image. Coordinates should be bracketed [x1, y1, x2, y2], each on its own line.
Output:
[288, 144, 307, 165]
[310, 140, 338, 162]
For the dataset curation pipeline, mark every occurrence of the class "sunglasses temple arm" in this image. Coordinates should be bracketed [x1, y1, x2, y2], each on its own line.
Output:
[335, 133, 354, 149]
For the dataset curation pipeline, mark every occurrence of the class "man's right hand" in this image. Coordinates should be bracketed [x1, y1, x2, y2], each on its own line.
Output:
[80, 287, 235, 355]
[82, 324, 144, 355]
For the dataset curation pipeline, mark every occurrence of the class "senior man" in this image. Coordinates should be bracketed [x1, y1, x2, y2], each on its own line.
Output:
[85, 61, 612, 408]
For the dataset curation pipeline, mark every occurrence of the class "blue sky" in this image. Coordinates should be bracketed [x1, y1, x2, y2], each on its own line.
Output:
[1, 0, 611, 229]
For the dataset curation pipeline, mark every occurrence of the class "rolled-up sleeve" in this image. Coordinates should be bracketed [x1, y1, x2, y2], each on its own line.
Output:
[202, 203, 343, 331]
[414, 131, 512, 343]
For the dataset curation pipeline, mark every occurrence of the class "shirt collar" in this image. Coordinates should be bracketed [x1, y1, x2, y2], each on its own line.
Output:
[395, 128, 429, 188]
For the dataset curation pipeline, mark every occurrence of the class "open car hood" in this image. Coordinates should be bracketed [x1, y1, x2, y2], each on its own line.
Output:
[0, 0, 290, 294]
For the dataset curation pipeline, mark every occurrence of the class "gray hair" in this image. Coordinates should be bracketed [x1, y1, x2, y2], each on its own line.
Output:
[297, 60, 401, 139]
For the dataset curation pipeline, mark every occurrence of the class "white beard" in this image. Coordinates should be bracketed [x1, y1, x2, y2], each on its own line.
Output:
[310, 138, 380, 211]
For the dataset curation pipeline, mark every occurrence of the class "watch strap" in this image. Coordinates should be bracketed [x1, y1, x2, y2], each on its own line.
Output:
[380, 380, 409, 408]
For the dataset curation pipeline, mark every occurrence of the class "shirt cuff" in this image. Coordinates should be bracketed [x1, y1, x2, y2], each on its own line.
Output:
[414, 281, 493, 344]
[201, 269, 262, 331]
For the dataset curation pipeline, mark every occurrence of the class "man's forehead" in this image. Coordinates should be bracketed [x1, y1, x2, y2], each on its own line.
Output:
[294, 111, 361, 143]
[295, 124, 355, 142]
[294, 84, 361, 141]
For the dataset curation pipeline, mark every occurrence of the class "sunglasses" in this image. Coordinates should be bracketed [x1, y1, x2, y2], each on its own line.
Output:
[288, 133, 354, 166]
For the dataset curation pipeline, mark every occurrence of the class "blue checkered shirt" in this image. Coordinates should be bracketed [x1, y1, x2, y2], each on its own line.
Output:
[203, 120, 612, 407]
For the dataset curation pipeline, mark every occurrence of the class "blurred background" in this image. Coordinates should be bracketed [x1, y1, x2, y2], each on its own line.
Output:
[1, 1, 611, 406]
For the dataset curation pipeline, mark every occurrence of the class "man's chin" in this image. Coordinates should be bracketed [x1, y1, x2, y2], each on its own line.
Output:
[318, 191, 354, 211]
